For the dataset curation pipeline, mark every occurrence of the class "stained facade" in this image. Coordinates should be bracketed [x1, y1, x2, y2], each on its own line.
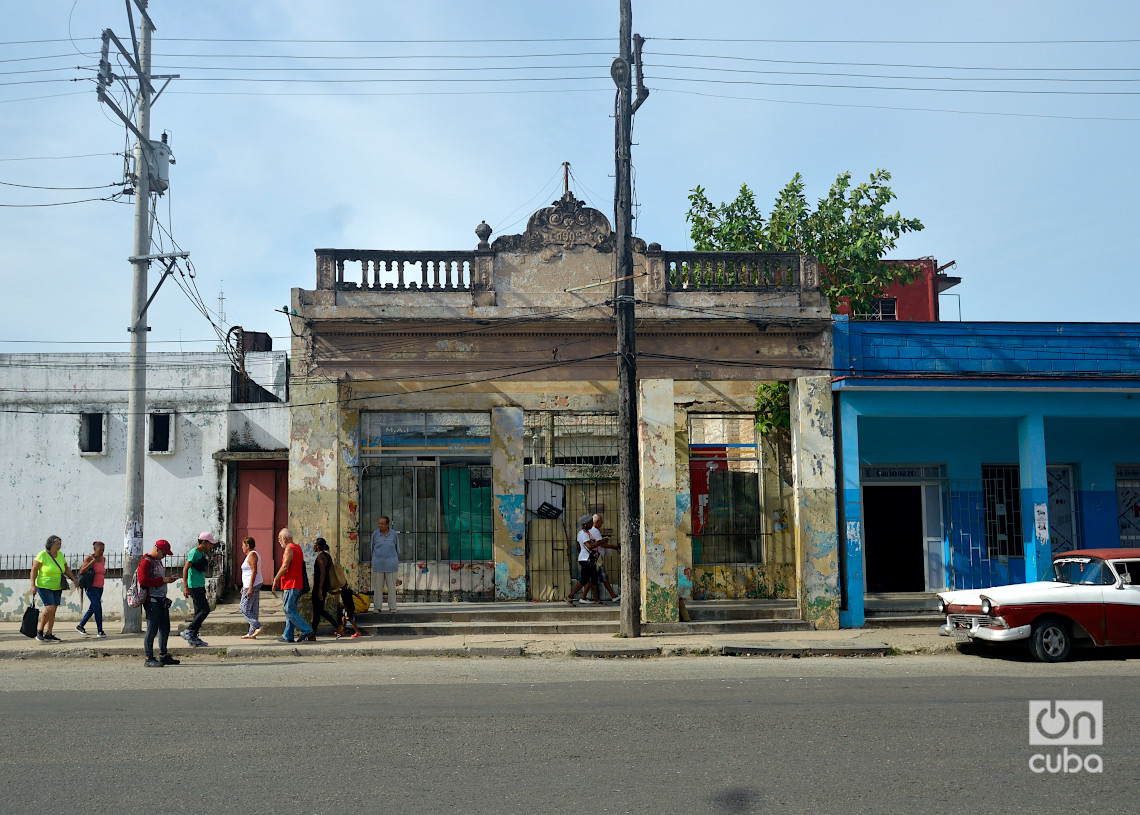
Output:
[288, 193, 843, 627]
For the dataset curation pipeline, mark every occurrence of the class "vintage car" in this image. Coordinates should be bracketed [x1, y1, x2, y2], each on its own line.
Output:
[937, 548, 1140, 662]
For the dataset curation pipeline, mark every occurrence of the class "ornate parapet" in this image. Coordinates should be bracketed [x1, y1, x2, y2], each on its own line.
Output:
[491, 191, 613, 253]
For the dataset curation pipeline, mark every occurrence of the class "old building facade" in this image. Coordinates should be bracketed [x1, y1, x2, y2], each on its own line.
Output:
[288, 193, 842, 627]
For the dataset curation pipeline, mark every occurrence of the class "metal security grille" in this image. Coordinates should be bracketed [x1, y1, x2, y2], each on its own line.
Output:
[946, 478, 1025, 590]
[523, 413, 621, 601]
[1116, 464, 1140, 546]
[360, 463, 494, 601]
[982, 465, 1024, 559]
[689, 415, 767, 599]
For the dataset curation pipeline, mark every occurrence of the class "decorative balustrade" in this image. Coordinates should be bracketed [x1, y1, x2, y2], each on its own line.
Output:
[656, 250, 807, 292]
[316, 249, 481, 292]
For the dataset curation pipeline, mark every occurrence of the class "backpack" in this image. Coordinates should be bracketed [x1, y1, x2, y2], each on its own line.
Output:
[126, 562, 147, 608]
[328, 562, 348, 592]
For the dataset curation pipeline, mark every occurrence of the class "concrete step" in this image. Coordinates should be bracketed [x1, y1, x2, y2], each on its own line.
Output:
[863, 613, 943, 629]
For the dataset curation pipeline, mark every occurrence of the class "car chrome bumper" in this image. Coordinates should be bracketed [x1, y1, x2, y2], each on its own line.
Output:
[939, 621, 1031, 642]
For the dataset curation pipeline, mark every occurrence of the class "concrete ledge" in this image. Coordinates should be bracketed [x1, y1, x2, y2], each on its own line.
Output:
[466, 644, 525, 657]
[573, 641, 660, 658]
[722, 640, 889, 657]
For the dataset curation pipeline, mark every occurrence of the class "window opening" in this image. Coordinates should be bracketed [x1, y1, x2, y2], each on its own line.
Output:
[148, 412, 173, 454]
[79, 413, 105, 454]
[982, 465, 1023, 559]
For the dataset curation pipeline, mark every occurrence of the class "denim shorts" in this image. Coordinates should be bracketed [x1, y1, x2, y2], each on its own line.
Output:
[36, 587, 62, 606]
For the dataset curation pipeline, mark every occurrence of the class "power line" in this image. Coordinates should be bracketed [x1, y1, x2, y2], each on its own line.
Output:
[649, 50, 1140, 73]
[0, 193, 124, 207]
[0, 90, 89, 104]
[0, 179, 120, 190]
[646, 61, 1140, 84]
[648, 36, 1140, 45]
[654, 86, 1140, 122]
[648, 73, 1140, 96]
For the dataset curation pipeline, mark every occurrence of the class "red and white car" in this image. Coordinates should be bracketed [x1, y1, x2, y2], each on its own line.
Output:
[937, 548, 1140, 662]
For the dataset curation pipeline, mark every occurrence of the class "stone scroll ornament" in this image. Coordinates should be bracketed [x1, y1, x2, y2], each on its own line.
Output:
[493, 192, 614, 252]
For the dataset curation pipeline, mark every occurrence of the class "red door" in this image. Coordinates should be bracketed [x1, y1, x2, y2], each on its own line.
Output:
[232, 462, 288, 587]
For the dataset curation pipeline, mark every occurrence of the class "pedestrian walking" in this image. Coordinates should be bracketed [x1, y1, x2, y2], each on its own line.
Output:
[310, 538, 342, 635]
[272, 528, 315, 643]
[180, 532, 218, 647]
[138, 539, 180, 668]
[30, 535, 78, 642]
[75, 540, 107, 637]
[238, 536, 263, 639]
[370, 515, 400, 612]
[590, 514, 621, 602]
[336, 583, 365, 639]
[564, 515, 600, 605]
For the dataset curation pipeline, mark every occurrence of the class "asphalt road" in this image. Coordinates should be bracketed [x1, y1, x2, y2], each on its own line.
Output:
[1, 654, 1137, 815]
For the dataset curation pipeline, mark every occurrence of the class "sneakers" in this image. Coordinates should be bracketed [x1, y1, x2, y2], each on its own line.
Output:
[144, 657, 164, 667]
[350, 632, 362, 638]
[35, 632, 45, 642]
[96, 631, 107, 638]
[275, 636, 292, 643]
[75, 625, 89, 636]
[191, 637, 209, 648]
[44, 634, 62, 642]
[302, 633, 317, 642]
[180, 629, 193, 643]
[159, 654, 180, 665]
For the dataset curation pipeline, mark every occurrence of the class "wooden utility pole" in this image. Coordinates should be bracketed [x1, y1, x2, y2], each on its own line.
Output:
[613, 0, 640, 637]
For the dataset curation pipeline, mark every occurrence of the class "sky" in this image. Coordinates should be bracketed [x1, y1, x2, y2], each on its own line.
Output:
[2, 1, 1139, 353]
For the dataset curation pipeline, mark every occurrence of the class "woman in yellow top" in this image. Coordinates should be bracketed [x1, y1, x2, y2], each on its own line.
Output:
[30, 535, 78, 643]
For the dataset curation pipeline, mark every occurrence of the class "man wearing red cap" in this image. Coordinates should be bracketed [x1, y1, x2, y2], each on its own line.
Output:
[137, 539, 179, 668]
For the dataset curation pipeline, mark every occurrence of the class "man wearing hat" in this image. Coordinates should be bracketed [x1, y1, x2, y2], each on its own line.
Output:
[137, 539, 180, 668]
[181, 532, 218, 647]
[563, 514, 601, 605]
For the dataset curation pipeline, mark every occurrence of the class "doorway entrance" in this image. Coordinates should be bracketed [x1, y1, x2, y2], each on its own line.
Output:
[863, 485, 925, 593]
[231, 460, 288, 589]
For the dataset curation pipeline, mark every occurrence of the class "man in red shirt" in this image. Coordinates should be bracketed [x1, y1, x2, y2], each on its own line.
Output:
[271, 528, 315, 643]
[137, 539, 180, 667]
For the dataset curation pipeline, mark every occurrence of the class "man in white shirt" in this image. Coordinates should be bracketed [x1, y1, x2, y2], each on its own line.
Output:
[564, 515, 599, 605]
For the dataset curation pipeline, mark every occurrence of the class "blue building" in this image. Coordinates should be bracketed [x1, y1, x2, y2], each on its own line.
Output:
[832, 318, 1140, 627]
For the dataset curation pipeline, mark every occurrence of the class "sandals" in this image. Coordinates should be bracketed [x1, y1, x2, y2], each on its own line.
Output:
[564, 595, 576, 606]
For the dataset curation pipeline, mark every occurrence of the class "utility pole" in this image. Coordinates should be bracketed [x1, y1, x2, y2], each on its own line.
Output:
[613, 0, 647, 638]
[98, 1, 181, 632]
[121, 2, 154, 634]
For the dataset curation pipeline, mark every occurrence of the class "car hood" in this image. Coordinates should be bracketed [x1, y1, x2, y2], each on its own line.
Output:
[939, 581, 1074, 607]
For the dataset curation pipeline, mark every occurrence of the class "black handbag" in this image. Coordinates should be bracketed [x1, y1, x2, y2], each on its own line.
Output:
[77, 563, 96, 591]
[20, 597, 39, 638]
[51, 553, 70, 591]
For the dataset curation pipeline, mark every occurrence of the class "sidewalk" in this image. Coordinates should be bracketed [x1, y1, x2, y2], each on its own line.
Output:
[0, 601, 957, 660]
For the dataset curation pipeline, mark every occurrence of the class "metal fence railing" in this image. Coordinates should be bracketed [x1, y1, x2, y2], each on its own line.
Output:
[0, 550, 225, 581]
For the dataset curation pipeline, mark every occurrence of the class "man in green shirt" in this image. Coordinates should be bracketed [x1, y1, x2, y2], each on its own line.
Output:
[181, 532, 218, 647]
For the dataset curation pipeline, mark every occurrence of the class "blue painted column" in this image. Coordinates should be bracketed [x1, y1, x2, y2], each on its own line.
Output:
[1018, 413, 1050, 582]
[491, 407, 526, 600]
[837, 396, 865, 628]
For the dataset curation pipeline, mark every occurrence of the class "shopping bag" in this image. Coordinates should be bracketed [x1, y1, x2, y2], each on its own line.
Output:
[20, 600, 39, 638]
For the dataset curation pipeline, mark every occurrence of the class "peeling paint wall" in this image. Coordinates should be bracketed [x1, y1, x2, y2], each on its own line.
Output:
[639, 379, 679, 622]
[491, 407, 526, 600]
[337, 402, 361, 576]
[0, 576, 218, 622]
[790, 376, 841, 630]
[0, 352, 281, 561]
[673, 407, 693, 600]
[288, 379, 340, 545]
[690, 564, 795, 600]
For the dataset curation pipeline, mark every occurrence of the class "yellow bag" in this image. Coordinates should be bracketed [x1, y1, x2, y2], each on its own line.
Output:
[352, 592, 370, 614]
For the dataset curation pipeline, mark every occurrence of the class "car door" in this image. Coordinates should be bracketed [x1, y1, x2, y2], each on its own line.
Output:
[1104, 560, 1140, 645]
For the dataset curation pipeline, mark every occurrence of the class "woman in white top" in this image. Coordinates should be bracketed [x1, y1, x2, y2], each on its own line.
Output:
[238, 536, 263, 639]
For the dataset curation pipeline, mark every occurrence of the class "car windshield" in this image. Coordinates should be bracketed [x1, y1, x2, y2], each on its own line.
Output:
[1042, 557, 1110, 585]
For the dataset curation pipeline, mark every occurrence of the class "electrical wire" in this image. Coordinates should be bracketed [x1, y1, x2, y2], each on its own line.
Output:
[654, 87, 1140, 122]
[647, 73, 1140, 96]
[0, 179, 121, 190]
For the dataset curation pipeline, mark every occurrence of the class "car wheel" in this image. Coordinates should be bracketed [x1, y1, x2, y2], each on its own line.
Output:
[1030, 618, 1071, 663]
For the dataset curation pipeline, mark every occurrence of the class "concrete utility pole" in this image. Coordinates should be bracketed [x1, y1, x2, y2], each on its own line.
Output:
[121, 3, 154, 633]
[97, 2, 183, 632]
[613, 0, 640, 637]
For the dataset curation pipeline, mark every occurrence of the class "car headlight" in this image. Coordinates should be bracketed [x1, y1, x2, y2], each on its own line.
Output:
[937, 597, 947, 614]
[981, 598, 993, 615]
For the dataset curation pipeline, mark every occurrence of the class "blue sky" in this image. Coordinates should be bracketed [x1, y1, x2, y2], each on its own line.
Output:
[2, 1, 1138, 351]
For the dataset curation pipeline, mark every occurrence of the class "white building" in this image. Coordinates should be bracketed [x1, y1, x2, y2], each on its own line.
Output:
[0, 347, 288, 619]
